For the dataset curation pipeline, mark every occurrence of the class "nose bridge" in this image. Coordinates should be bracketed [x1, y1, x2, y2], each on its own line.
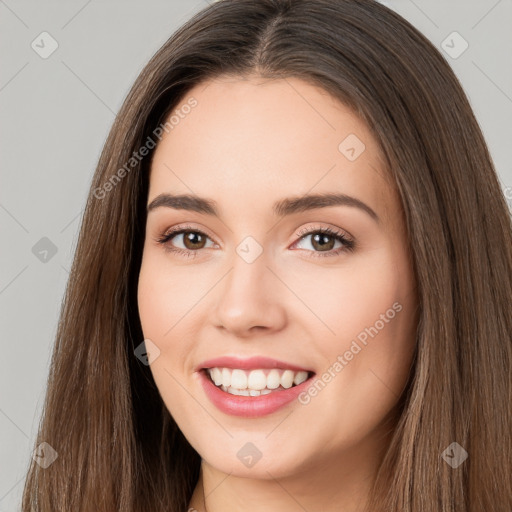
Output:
[222, 243, 271, 309]
[212, 239, 286, 335]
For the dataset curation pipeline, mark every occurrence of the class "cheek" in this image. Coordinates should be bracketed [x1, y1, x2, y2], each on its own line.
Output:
[310, 250, 416, 431]
[137, 255, 204, 429]
[136, 251, 197, 382]
[294, 246, 415, 392]
[282, 246, 413, 345]
[330, 249, 415, 376]
[137, 249, 207, 342]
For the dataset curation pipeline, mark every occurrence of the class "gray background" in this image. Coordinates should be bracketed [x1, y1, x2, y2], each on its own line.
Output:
[0, 0, 511, 510]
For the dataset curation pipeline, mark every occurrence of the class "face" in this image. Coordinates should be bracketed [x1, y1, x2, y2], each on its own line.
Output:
[137, 75, 417, 481]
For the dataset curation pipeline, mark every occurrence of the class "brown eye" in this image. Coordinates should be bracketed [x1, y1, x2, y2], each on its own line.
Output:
[292, 226, 355, 258]
[157, 227, 216, 255]
[310, 233, 336, 251]
[181, 231, 207, 250]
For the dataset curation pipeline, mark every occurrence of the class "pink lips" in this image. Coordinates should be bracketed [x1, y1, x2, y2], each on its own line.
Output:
[196, 356, 315, 417]
[196, 355, 312, 372]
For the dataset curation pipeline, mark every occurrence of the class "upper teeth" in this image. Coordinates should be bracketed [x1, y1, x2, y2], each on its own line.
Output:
[207, 367, 309, 391]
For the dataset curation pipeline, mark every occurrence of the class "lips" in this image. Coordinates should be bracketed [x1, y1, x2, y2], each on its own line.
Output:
[199, 370, 315, 417]
[196, 355, 313, 373]
[196, 356, 316, 417]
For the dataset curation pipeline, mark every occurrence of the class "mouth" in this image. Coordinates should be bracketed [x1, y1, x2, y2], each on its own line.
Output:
[201, 367, 315, 397]
[196, 356, 316, 417]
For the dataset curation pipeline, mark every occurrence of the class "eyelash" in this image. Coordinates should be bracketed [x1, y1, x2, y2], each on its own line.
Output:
[155, 224, 355, 259]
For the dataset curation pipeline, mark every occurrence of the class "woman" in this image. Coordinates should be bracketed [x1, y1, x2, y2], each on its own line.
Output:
[22, 0, 512, 511]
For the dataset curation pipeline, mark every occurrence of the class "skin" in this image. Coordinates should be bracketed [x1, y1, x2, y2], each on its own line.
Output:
[137, 75, 418, 512]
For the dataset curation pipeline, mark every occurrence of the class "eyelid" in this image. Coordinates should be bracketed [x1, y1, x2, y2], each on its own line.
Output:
[290, 224, 355, 256]
[293, 223, 354, 243]
[157, 223, 220, 246]
[158, 223, 353, 242]
[156, 222, 355, 257]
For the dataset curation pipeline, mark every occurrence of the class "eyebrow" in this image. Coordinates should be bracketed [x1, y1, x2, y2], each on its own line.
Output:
[147, 192, 379, 222]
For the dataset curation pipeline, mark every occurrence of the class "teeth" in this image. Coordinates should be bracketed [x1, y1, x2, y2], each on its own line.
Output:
[211, 367, 223, 386]
[219, 386, 274, 396]
[207, 367, 310, 395]
[247, 369, 267, 390]
[221, 368, 231, 387]
[231, 369, 248, 389]
[281, 370, 295, 389]
[266, 369, 281, 389]
[293, 371, 308, 386]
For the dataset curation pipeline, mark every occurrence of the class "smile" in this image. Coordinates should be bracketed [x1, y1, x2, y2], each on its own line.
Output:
[205, 367, 310, 396]
[197, 356, 316, 417]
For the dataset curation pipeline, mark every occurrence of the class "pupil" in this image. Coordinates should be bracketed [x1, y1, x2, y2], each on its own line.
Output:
[185, 231, 205, 249]
[313, 233, 334, 251]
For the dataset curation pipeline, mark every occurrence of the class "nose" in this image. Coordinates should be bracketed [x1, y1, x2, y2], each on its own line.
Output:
[212, 249, 288, 338]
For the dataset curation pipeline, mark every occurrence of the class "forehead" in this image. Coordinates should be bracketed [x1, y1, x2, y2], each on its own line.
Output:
[148, 75, 396, 222]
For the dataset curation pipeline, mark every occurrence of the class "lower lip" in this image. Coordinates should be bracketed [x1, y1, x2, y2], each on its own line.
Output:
[199, 370, 314, 417]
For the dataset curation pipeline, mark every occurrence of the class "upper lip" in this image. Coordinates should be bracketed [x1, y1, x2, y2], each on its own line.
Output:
[196, 356, 314, 373]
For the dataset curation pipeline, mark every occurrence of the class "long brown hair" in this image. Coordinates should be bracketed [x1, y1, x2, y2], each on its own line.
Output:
[22, 0, 512, 510]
